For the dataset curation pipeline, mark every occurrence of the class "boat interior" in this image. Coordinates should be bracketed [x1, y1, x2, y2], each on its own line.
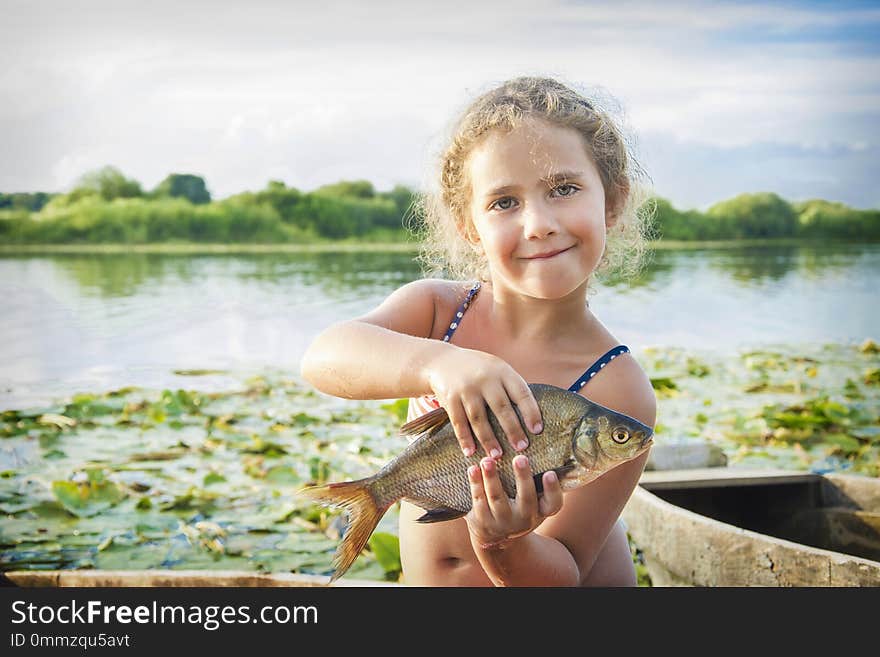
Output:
[641, 470, 880, 563]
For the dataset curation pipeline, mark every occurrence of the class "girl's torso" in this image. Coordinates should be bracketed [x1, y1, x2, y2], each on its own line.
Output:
[399, 280, 632, 586]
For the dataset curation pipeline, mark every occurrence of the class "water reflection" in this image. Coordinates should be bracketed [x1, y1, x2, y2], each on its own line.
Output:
[1, 243, 877, 408]
[38, 251, 424, 300]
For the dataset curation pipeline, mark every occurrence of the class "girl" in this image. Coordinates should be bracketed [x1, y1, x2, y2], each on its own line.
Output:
[301, 76, 656, 587]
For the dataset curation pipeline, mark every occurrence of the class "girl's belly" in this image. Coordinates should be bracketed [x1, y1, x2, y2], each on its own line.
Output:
[398, 500, 493, 586]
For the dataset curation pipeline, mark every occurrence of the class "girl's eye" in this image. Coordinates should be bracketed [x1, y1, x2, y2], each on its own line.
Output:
[552, 184, 579, 197]
[490, 197, 517, 211]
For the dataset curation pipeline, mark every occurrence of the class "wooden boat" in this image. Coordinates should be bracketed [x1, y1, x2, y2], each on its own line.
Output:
[622, 467, 880, 586]
[0, 570, 400, 587]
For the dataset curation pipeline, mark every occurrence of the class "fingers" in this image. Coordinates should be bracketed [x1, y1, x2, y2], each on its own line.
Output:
[479, 457, 511, 521]
[463, 396, 502, 458]
[505, 378, 543, 436]
[512, 455, 538, 518]
[468, 464, 487, 515]
[460, 381, 534, 458]
[446, 398, 477, 457]
[537, 470, 564, 518]
[468, 457, 563, 549]
[486, 384, 529, 452]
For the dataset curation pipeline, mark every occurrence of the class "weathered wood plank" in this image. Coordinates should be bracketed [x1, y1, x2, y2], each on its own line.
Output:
[0, 570, 400, 588]
[639, 467, 820, 490]
[623, 485, 880, 586]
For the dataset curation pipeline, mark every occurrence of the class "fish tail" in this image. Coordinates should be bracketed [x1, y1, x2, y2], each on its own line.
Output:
[298, 477, 388, 583]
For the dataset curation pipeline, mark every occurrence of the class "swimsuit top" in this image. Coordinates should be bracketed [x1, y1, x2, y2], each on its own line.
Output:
[406, 281, 629, 427]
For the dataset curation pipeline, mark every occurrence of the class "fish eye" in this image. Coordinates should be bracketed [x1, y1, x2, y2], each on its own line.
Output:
[611, 427, 630, 444]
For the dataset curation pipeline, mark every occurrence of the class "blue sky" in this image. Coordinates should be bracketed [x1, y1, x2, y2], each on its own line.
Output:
[2, 0, 878, 210]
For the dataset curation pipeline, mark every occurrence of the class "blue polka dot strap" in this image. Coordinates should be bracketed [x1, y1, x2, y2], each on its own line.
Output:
[442, 282, 481, 343]
[568, 345, 630, 392]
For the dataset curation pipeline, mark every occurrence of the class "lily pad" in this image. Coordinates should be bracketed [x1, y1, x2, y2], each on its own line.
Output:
[51, 480, 126, 517]
[368, 531, 401, 578]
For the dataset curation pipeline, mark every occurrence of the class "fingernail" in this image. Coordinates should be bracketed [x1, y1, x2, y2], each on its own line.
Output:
[514, 455, 528, 469]
[532, 423, 543, 434]
[546, 471, 557, 483]
[463, 446, 474, 457]
[516, 440, 528, 451]
[490, 448, 502, 459]
[482, 458, 494, 471]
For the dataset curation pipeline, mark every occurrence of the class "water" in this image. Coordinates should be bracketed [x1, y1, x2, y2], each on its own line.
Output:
[1, 243, 877, 408]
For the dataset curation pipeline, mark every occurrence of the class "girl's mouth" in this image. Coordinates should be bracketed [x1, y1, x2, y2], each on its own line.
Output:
[522, 246, 573, 260]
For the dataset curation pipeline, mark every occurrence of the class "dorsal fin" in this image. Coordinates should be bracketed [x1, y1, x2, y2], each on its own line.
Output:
[399, 405, 449, 437]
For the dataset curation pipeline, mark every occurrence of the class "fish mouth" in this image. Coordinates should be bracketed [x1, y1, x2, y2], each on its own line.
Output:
[636, 430, 654, 450]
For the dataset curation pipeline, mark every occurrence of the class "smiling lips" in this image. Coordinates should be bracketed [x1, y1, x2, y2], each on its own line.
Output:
[522, 245, 573, 260]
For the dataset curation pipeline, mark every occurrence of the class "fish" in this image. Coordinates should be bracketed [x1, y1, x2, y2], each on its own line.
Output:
[298, 383, 654, 582]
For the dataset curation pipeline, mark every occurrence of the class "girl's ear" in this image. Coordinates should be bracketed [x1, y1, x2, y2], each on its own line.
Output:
[605, 181, 629, 228]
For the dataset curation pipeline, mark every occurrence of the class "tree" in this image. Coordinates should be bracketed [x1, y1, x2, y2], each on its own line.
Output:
[314, 180, 375, 199]
[706, 192, 798, 239]
[69, 166, 143, 202]
[153, 173, 211, 204]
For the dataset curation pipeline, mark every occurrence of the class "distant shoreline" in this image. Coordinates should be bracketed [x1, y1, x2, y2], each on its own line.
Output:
[0, 237, 867, 255]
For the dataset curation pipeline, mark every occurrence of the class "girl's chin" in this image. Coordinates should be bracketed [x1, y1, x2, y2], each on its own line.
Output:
[499, 275, 588, 299]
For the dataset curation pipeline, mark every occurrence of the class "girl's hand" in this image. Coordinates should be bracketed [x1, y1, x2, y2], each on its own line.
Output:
[465, 455, 563, 550]
[424, 347, 543, 457]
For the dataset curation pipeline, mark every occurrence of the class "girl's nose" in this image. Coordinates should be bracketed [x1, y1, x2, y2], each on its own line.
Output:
[522, 201, 558, 239]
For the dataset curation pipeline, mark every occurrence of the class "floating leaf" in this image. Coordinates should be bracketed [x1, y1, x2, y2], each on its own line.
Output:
[51, 480, 126, 518]
[381, 399, 409, 423]
[203, 472, 227, 486]
[242, 436, 288, 456]
[265, 466, 300, 485]
[37, 414, 77, 430]
[822, 433, 862, 456]
[686, 358, 711, 378]
[291, 412, 320, 426]
[650, 377, 679, 397]
[368, 531, 401, 579]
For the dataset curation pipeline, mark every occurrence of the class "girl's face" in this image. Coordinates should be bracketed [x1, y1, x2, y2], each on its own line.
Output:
[465, 118, 610, 300]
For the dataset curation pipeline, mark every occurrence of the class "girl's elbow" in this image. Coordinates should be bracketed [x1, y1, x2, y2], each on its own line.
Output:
[299, 336, 328, 387]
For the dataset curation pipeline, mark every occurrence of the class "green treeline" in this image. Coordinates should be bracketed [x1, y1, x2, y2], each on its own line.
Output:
[0, 167, 416, 245]
[1, 166, 878, 245]
[652, 194, 880, 241]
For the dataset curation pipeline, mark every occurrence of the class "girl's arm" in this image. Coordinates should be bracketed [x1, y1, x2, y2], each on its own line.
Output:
[300, 278, 444, 400]
[300, 278, 542, 456]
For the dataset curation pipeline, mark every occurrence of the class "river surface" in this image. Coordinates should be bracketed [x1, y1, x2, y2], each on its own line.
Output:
[1, 243, 877, 408]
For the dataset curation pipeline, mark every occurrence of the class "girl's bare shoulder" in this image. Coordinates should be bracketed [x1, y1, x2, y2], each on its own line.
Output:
[586, 349, 657, 429]
[356, 278, 476, 340]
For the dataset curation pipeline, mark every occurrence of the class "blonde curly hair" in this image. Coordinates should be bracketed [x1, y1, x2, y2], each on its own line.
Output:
[412, 76, 654, 286]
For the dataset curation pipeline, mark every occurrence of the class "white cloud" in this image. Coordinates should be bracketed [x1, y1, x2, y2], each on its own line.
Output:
[2, 0, 878, 207]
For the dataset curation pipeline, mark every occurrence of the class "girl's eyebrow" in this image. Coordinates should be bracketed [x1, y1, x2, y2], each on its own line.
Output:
[484, 170, 585, 198]
[543, 170, 584, 185]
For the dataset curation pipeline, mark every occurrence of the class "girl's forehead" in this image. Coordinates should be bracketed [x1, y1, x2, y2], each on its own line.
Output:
[467, 120, 596, 184]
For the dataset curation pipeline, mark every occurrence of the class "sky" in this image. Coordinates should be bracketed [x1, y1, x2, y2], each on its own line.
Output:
[2, 0, 879, 211]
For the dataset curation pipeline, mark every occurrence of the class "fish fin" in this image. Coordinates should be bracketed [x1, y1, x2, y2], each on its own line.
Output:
[297, 478, 389, 584]
[533, 462, 577, 494]
[399, 405, 449, 437]
[414, 507, 467, 523]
